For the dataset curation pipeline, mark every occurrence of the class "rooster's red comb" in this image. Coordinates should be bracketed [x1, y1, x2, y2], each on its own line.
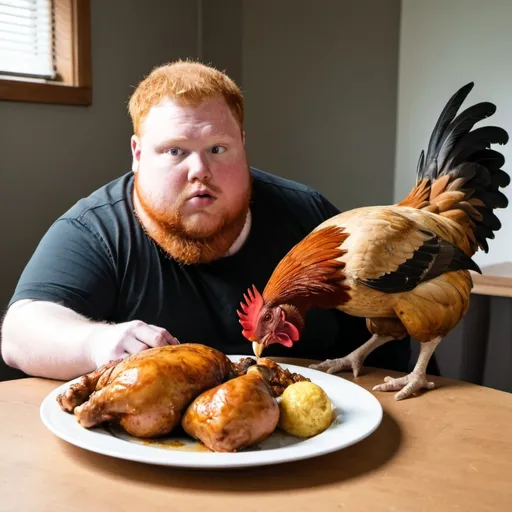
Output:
[237, 284, 264, 340]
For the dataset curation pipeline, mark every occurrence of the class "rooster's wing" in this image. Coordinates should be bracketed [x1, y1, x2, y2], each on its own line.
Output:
[340, 208, 480, 294]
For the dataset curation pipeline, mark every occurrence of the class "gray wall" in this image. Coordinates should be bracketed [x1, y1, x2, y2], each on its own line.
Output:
[201, 0, 243, 86]
[395, 0, 512, 268]
[242, 0, 401, 211]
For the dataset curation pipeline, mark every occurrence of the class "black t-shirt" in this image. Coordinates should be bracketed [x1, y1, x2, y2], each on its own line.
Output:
[8, 168, 410, 370]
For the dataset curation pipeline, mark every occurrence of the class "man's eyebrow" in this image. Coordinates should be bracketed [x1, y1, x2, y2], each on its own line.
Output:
[155, 136, 188, 145]
[153, 137, 188, 151]
[154, 134, 235, 148]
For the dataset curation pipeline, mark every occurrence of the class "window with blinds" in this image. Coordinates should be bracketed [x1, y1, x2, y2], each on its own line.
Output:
[0, 0, 56, 80]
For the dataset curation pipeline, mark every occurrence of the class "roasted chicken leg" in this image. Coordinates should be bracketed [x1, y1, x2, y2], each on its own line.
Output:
[57, 344, 231, 437]
[229, 356, 310, 396]
[182, 364, 280, 452]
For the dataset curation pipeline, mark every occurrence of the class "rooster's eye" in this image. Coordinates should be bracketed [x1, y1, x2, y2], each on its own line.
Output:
[263, 313, 272, 322]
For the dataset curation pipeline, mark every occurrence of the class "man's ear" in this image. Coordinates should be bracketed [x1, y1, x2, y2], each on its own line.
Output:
[242, 130, 246, 146]
[131, 135, 141, 173]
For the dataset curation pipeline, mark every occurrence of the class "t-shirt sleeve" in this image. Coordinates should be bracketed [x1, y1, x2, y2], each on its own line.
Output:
[316, 191, 341, 219]
[8, 218, 117, 320]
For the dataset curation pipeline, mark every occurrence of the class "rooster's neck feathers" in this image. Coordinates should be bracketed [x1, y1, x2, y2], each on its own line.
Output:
[263, 225, 351, 313]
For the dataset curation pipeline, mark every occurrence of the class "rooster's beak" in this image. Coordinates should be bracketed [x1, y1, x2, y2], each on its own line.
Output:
[252, 341, 264, 358]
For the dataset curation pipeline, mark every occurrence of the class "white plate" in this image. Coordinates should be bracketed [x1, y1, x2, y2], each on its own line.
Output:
[40, 356, 383, 469]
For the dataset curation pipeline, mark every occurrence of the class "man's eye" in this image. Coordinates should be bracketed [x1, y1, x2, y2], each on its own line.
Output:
[167, 148, 185, 156]
[211, 145, 226, 154]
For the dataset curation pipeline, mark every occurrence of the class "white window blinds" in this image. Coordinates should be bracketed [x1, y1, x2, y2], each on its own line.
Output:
[0, 0, 55, 79]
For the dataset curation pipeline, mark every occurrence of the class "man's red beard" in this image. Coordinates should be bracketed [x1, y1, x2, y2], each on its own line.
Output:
[133, 172, 252, 264]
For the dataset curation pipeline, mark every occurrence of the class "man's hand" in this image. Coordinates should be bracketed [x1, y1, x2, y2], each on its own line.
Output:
[85, 320, 180, 368]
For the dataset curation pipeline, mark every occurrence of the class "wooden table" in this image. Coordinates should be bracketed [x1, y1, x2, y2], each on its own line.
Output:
[1, 361, 512, 512]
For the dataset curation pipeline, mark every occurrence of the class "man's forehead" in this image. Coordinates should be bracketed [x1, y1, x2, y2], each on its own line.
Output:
[141, 96, 235, 134]
[149, 96, 230, 120]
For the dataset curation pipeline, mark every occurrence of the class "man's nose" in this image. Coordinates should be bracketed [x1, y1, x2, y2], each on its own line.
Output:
[187, 153, 212, 182]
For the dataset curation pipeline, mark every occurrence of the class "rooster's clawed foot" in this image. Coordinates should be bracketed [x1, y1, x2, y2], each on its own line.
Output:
[310, 354, 364, 378]
[373, 372, 435, 400]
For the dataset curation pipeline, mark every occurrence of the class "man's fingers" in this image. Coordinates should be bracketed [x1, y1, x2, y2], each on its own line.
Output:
[124, 338, 149, 354]
[148, 324, 180, 345]
[134, 324, 175, 347]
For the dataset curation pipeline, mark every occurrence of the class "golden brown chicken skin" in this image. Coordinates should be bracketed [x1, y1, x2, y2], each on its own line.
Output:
[57, 344, 232, 438]
[182, 365, 280, 452]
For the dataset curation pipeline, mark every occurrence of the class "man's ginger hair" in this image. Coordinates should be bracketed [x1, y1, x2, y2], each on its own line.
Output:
[128, 60, 244, 136]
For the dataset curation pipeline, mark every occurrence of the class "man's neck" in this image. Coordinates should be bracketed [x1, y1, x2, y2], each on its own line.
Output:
[224, 209, 251, 257]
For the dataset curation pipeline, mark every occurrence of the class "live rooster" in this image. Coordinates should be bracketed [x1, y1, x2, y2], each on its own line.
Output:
[238, 83, 510, 400]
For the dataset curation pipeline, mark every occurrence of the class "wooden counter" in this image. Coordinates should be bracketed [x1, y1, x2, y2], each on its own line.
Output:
[1, 361, 512, 512]
[471, 261, 512, 298]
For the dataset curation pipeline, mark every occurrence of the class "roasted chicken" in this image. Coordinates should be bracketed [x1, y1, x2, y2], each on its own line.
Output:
[182, 364, 280, 452]
[239, 82, 510, 400]
[57, 344, 231, 437]
[57, 344, 309, 450]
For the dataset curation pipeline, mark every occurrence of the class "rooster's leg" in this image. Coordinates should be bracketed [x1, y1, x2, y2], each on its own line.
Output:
[373, 336, 441, 400]
[310, 334, 395, 377]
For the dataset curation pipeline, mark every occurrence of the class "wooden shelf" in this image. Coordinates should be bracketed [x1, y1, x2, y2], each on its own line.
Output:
[470, 262, 512, 298]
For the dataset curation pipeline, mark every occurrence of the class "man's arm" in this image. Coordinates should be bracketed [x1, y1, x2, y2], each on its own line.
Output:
[2, 213, 178, 380]
[2, 300, 100, 379]
[1, 299, 178, 380]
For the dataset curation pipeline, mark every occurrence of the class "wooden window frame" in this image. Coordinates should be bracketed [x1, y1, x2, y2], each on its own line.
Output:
[0, 0, 92, 106]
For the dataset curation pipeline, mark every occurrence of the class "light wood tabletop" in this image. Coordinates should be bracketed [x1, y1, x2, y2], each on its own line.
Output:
[1, 360, 512, 512]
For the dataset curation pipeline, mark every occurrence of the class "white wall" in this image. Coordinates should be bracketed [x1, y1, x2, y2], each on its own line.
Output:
[395, 0, 512, 267]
